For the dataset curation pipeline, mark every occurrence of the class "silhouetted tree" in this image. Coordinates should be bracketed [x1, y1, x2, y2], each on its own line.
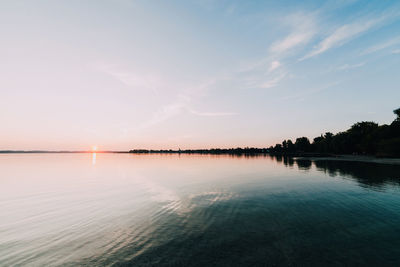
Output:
[346, 122, 379, 154]
[394, 108, 400, 121]
[274, 144, 283, 153]
[287, 139, 295, 152]
[268, 108, 400, 157]
[295, 137, 311, 152]
[282, 140, 287, 150]
[130, 108, 400, 158]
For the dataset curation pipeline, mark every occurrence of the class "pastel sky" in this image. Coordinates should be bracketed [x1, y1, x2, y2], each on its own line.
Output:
[1, 0, 400, 150]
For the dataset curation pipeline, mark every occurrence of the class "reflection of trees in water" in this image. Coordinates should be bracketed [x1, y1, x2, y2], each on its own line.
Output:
[295, 159, 312, 170]
[313, 160, 400, 188]
[283, 156, 294, 167]
[274, 155, 310, 170]
[267, 155, 400, 189]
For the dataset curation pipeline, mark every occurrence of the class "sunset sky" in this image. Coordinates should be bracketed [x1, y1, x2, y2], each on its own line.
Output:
[1, 0, 400, 150]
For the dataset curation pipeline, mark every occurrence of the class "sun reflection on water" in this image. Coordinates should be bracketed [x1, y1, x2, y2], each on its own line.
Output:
[92, 153, 96, 165]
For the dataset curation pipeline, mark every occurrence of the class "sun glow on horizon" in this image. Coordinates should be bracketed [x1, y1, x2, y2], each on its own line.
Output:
[92, 146, 97, 152]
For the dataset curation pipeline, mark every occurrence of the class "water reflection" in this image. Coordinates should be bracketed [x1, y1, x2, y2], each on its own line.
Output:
[92, 153, 96, 165]
[270, 155, 400, 189]
[313, 160, 400, 188]
[1, 154, 400, 266]
[294, 159, 312, 171]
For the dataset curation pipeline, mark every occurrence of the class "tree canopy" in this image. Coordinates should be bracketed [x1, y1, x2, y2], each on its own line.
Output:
[394, 108, 400, 121]
[269, 108, 400, 157]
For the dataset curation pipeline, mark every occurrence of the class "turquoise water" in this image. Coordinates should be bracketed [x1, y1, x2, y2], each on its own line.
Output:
[1, 154, 400, 266]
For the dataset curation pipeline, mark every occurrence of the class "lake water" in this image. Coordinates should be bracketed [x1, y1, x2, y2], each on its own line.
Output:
[1, 153, 400, 266]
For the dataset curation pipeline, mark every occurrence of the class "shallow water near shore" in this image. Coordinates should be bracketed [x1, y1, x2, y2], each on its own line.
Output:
[1, 153, 400, 266]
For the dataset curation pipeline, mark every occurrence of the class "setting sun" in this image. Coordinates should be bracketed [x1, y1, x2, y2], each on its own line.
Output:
[92, 146, 97, 152]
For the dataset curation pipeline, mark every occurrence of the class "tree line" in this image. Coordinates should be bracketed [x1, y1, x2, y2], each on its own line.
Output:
[129, 148, 268, 155]
[269, 108, 400, 157]
[128, 108, 400, 157]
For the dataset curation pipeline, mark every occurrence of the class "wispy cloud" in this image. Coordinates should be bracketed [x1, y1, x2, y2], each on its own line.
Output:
[141, 94, 236, 129]
[94, 63, 236, 129]
[300, 18, 380, 60]
[281, 81, 341, 101]
[94, 63, 163, 94]
[269, 13, 316, 55]
[268, 60, 281, 72]
[235, 58, 287, 90]
[139, 95, 189, 129]
[392, 49, 400, 54]
[236, 12, 317, 91]
[259, 73, 287, 89]
[270, 31, 314, 54]
[361, 36, 400, 55]
[337, 62, 365, 71]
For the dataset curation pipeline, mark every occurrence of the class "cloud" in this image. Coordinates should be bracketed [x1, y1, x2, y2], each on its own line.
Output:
[142, 103, 186, 128]
[94, 63, 163, 93]
[268, 61, 281, 72]
[259, 73, 287, 89]
[281, 81, 341, 101]
[93, 63, 235, 129]
[337, 62, 365, 71]
[300, 8, 400, 61]
[269, 13, 316, 54]
[392, 49, 400, 54]
[237, 13, 317, 90]
[361, 36, 400, 55]
[141, 94, 236, 129]
[270, 32, 314, 54]
[257, 13, 317, 89]
[300, 19, 380, 60]
[238, 64, 288, 89]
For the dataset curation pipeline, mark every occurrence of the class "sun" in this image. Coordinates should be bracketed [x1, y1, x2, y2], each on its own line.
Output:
[92, 145, 97, 152]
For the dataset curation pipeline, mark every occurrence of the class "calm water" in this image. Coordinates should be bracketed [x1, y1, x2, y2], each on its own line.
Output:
[1, 154, 400, 266]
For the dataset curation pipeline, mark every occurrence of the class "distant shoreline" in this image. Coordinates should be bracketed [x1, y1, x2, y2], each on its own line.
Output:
[0, 151, 128, 154]
[1, 150, 400, 165]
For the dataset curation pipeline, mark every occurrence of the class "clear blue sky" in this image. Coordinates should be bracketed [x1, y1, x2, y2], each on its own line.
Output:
[1, 0, 399, 150]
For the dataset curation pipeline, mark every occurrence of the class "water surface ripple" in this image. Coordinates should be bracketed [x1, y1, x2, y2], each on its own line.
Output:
[1, 154, 400, 266]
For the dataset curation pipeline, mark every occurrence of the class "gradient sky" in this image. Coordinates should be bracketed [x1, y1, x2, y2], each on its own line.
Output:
[1, 0, 400, 150]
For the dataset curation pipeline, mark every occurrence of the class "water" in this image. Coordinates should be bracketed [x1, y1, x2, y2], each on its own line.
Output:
[1, 154, 400, 266]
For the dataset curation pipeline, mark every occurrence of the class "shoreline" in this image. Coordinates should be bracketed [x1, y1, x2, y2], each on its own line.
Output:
[1, 150, 400, 165]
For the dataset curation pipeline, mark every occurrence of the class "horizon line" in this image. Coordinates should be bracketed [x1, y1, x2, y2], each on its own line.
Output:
[0, 147, 270, 154]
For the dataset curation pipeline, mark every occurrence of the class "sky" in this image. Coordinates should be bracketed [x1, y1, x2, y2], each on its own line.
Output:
[1, 0, 400, 150]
